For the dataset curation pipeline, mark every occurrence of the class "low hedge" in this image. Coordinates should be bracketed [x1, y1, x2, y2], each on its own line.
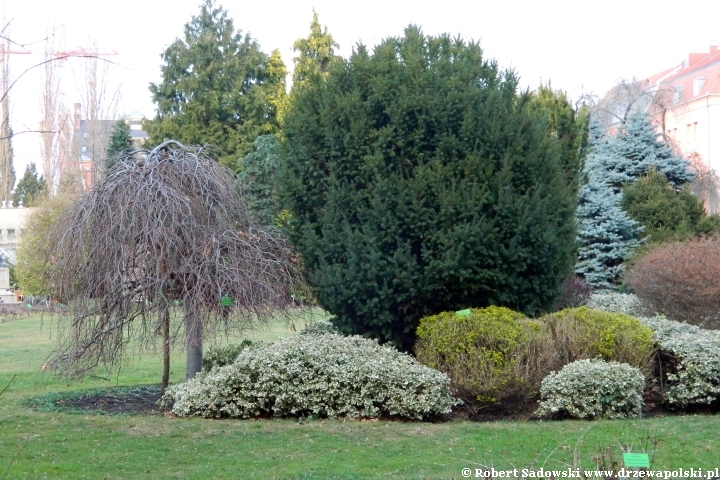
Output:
[540, 307, 656, 375]
[164, 334, 459, 420]
[415, 306, 553, 408]
[639, 316, 720, 408]
[535, 359, 645, 420]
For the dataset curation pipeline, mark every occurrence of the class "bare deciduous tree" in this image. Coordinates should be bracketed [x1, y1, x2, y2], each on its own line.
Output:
[39, 22, 63, 195]
[72, 38, 121, 188]
[46, 141, 306, 391]
[687, 152, 720, 213]
[585, 77, 674, 135]
[0, 21, 14, 201]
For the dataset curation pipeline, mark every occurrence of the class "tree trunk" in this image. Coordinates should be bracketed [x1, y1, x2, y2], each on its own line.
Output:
[161, 307, 170, 393]
[184, 301, 203, 380]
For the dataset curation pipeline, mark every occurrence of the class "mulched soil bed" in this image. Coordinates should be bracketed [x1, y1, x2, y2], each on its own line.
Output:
[52, 385, 165, 416]
[30, 386, 714, 419]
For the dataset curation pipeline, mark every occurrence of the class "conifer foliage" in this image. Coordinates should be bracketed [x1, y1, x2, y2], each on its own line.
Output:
[146, 0, 286, 170]
[586, 112, 693, 191]
[621, 170, 719, 242]
[575, 182, 643, 288]
[280, 27, 578, 350]
[105, 120, 134, 175]
[12, 163, 46, 207]
[575, 112, 696, 288]
[236, 134, 282, 226]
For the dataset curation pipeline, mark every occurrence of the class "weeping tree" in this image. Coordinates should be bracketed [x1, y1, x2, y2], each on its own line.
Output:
[45, 141, 305, 391]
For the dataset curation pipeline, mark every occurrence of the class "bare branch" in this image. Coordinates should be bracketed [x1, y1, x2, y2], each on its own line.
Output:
[45, 142, 308, 384]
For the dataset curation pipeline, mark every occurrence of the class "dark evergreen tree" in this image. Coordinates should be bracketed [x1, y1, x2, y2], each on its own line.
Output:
[236, 134, 282, 226]
[586, 111, 693, 191]
[527, 83, 589, 194]
[12, 163, 46, 207]
[105, 120, 134, 174]
[621, 169, 720, 242]
[280, 27, 579, 350]
[575, 182, 643, 288]
[146, 0, 286, 170]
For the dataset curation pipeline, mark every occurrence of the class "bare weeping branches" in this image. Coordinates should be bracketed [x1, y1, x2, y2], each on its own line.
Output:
[46, 141, 307, 383]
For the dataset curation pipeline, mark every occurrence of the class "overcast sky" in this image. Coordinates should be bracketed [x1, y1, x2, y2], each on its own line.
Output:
[4, 0, 719, 177]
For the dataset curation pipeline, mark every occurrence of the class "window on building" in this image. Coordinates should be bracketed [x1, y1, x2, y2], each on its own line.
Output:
[7, 229, 16, 239]
[693, 77, 706, 97]
[673, 86, 685, 104]
[81, 146, 87, 153]
[692, 122, 698, 142]
[83, 132, 88, 138]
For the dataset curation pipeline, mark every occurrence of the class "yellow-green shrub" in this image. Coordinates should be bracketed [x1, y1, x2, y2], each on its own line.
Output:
[415, 306, 554, 408]
[540, 307, 655, 375]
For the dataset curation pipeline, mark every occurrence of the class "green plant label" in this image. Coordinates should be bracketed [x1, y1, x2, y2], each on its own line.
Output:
[220, 296, 233, 307]
[456, 309, 471, 316]
[623, 453, 650, 468]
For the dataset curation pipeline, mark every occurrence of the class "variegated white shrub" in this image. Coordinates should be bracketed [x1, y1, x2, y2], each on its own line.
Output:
[162, 334, 460, 420]
[299, 320, 339, 335]
[637, 315, 720, 408]
[586, 292, 649, 317]
[535, 359, 644, 420]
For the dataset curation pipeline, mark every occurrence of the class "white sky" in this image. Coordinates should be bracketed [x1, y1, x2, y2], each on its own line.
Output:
[3, 0, 720, 179]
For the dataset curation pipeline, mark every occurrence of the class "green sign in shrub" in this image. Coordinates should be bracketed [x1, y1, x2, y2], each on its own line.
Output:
[415, 306, 550, 408]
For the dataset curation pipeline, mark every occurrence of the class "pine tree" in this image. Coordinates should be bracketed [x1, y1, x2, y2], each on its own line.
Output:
[146, 0, 286, 170]
[105, 120, 134, 174]
[575, 182, 643, 289]
[280, 27, 578, 350]
[12, 163, 46, 207]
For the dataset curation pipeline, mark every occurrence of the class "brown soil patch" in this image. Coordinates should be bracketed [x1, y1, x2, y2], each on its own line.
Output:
[54, 385, 164, 415]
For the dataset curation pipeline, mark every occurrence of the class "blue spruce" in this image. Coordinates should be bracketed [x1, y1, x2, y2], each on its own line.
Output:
[575, 181, 643, 289]
[586, 112, 693, 191]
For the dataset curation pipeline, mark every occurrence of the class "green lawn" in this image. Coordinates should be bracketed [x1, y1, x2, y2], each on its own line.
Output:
[1, 314, 719, 479]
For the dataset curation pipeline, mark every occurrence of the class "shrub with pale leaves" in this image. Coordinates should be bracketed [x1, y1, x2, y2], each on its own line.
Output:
[585, 292, 649, 317]
[637, 315, 720, 408]
[163, 334, 459, 420]
[299, 320, 339, 336]
[535, 359, 644, 420]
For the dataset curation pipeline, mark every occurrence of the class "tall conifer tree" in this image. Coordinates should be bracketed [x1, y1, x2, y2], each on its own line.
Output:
[146, 0, 286, 170]
[281, 27, 578, 349]
[291, 11, 339, 89]
[586, 112, 693, 191]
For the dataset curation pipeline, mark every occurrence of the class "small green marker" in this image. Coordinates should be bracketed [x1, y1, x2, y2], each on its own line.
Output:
[220, 295, 233, 307]
[623, 453, 650, 468]
[456, 309, 471, 316]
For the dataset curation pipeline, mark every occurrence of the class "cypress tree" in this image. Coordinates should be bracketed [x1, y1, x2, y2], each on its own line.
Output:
[280, 27, 578, 350]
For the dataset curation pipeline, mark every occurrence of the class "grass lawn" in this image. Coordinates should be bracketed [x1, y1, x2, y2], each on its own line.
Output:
[1, 314, 720, 479]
